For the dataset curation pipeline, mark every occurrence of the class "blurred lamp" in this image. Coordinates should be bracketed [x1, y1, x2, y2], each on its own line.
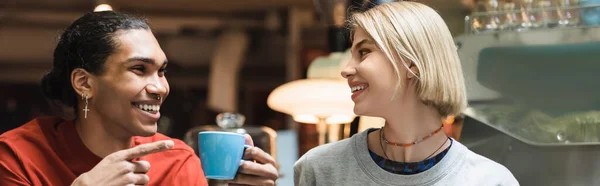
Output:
[94, 0, 113, 12]
[94, 4, 113, 12]
[267, 50, 355, 145]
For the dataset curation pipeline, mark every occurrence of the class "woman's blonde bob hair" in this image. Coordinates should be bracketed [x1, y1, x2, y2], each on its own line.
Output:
[349, 1, 467, 117]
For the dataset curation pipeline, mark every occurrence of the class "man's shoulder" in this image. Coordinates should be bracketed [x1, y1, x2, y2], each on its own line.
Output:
[0, 117, 64, 171]
[0, 117, 60, 150]
[0, 117, 54, 140]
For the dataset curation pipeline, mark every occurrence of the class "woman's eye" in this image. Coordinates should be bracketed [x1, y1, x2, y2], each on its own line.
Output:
[358, 49, 371, 58]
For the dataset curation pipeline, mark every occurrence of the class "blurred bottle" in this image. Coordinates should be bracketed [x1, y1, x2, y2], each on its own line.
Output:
[503, 2, 521, 30]
[471, 1, 488, 33]
[518, 0, 543, 30]
[215, 112, 248, 134]
[484, 0, 503, 31]
[556, 0, 581, 27]
[537, 0, 559, 27]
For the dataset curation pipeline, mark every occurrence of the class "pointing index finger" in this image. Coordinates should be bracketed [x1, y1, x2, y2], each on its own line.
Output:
[112, 140, 174, 161]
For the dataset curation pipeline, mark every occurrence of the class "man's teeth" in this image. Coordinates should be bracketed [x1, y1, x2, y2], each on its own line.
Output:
[351, 85, 368, 93]
[135, 104, 160, 112]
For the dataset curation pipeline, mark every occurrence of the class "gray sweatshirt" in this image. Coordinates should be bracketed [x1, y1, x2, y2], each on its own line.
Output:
[294, 129, 519, 186]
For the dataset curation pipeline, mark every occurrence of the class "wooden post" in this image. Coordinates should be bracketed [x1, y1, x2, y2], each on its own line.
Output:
[285, 8, 303, 130]
[206, 29, 248, 113]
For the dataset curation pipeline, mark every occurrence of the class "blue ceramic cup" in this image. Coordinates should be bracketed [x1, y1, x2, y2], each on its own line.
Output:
[198, 131, 248, 180]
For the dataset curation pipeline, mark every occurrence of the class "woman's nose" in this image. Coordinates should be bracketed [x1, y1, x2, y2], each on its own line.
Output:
[341, 65, 356, 79]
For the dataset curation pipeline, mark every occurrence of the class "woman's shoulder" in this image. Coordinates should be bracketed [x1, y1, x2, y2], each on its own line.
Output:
[294, 133, 361, 170]
[293, 131, 371, 186]
[303, 133, 362, 159]
[293, 138, 352, 178]
[301, 129, 372, 160]
[460, 144, 511, 172]
[453, 141, 519, 185]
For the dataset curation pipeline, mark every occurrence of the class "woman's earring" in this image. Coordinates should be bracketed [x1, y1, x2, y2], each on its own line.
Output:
[82, 94, 90, 119]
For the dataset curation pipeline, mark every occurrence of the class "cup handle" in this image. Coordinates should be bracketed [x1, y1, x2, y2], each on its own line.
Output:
[239, 145, 253, 165]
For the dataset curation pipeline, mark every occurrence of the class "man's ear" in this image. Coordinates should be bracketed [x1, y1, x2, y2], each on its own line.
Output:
[71, 68, 94, 99]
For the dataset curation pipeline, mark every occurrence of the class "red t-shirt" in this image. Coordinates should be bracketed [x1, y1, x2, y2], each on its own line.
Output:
[0, 117, 208, 186]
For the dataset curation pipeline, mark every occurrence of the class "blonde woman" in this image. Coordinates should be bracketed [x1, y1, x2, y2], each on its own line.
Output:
[294, 2, 518, 185]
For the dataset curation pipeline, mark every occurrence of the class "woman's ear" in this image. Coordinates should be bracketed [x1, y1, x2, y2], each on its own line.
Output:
[71, 68, 94, 99]
[406, 63, 419, 79]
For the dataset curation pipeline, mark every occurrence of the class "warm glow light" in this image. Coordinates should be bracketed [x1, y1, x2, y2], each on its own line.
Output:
[293, 114, 355, 124]
[358, 116, 385, 132]
[267, 79, 355, 125]
[306, 50, 350, 79]
[269, 50, 354, 144]
[94, 4, 113, 12]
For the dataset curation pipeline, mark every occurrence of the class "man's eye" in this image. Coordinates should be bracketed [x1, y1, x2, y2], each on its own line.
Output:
[131, 66, 146, 73]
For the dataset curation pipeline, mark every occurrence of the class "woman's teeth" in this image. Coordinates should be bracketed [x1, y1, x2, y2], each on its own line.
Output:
[351, 84, 368, 93]
[134, 104, 160, 112]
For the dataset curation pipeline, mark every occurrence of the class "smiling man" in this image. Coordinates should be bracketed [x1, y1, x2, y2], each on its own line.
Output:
[0, 11, 278, 186]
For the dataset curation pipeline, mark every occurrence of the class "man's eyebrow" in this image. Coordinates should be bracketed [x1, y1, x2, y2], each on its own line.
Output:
[125, 57, 168, 66]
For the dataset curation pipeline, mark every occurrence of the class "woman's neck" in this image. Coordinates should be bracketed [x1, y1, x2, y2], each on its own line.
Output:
[75, 113, 133, 158]
[367, 99, 450, 162]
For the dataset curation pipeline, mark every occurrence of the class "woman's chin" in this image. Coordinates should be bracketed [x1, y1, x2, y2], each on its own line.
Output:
[354, 106, 384, 119]
[353, 105, 369, 116]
